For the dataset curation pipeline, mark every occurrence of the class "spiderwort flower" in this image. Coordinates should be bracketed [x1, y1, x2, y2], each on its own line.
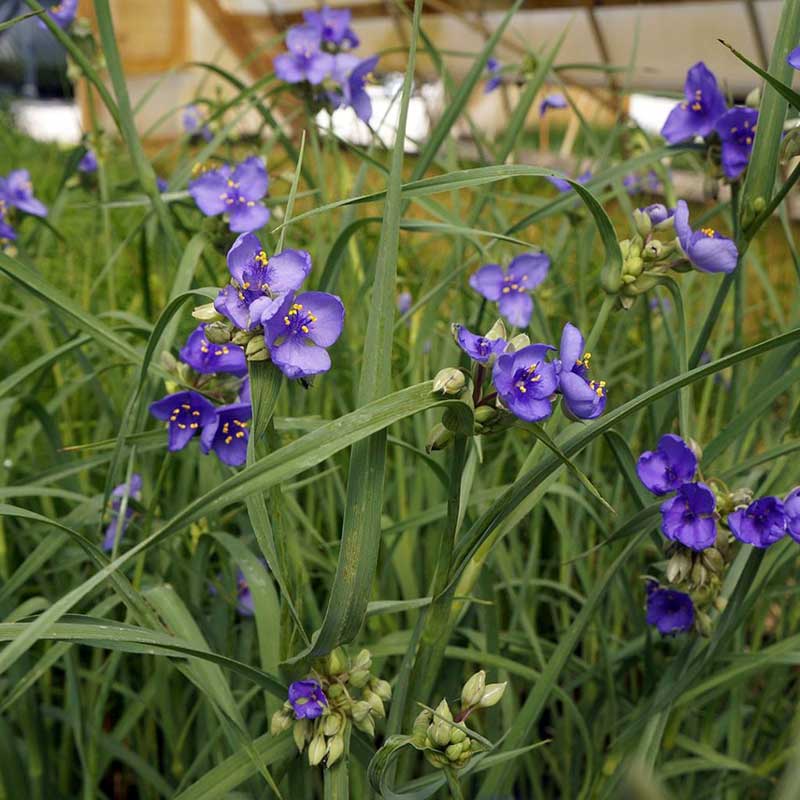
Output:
[200, 403, 252, 467]
[103, 474, 143, 552]
[182, 104, 213, 142]
[640, 203, 675, 227]
[660, 62, 727, 143]
[674, 200, 738, 274]
[288, 679, 328, 720]
[180, 324, 247, 376]
[215, 233, 312, 330]
[789, 46, 800, 70]
[784, 487, 800, 542]
[546, 170, 592, 194]
[149, 390, 217, 452]
[38, 0, 77, 29]
[274, 24, 334, 85]
[454, 325, 507, 364]
[397, 291, 412, 315]
[263, 292, 345, 379]
[659, 482, 717, 550]
[330, 53, 379, 123]
[188, 157, 270, 233]
[304, 6, 359, 48]
[645, 582, 695, 635]
[0, 170, 47, 217]
[556, 323, 607, 420]
[78, 150, 98, 174]
[484, 58, 503, 93]
[714, 106, 758, 180]
[492, 344, 558, 422]
[469, 253, 550, 328]
[728, 496, 787, 548]
[637, 434, 697, 495]
[539, 93, 567, 116]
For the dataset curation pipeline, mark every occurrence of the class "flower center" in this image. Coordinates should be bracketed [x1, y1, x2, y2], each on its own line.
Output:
[221, 418, 249, 445]
[729, 119, 756, 146]
[169, 402, 203, 431]
[283, 302, 317, 336]
[576, 351, 591, 369]
[589, 379, 606, 398]
[513, 363, 542, 395]
[501, 274, 528, 294]
[199, 337, 231, 358]
[700, 227, 716, 238]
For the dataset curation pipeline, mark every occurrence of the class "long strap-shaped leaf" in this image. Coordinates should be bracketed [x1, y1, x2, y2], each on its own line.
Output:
[287, 0, 425, 663]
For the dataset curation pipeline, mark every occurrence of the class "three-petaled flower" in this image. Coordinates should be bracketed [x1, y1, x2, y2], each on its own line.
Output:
[674, 200, 738, 274]
[661, 62, 728, 144]
[78, 150, 98, 174]
[149, 390, 218, 452]
[189, 156, 270, 233]
[645, 582, 695, 635]
[329, 54, 379, 123]
[636, 433, 697, 495]
[484, 58, 503, 94]
[469, 253, 550, 328]
[454, 325, 507, 364]
[492, 344, 558, 422]
[714, 107, 759, 180]
[728, 496, 787, 548]
[304, 6, 359, 48]
[200, 403, 252, 467]
[659, 482, 717, 551]
[180, 324, 247, 376]
[0, 169, 47, 218]
[556, 322, 607, 420]
[274, 23, 335, 85]
[288, 679, 328, 720]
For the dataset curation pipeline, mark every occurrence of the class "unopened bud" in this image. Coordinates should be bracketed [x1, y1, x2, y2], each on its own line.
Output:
[245, 336, 269, 361]
[294, 719, 310, 752]
[445, 742, 464, 761]
[323, 713, 343, 737]
[327, 683, 345, 700]
[231, 328, 256, 346]
[505, 333, 530, 353]
[433, 368, 466, 396]
[633, 208, 653, 238]
[461, 670, 486, 708]
[349, 668, 370, 688]
[353, 712, 375, 737]
[371, 678, 392, 702]
[477, 682, 507, 708]
[484, 318, 507, 341]
[642, 240, 664, 261]
[691, 561, 708, 587]
[352, 701, 372, 724]
[192, 302, 222, 322]
[326, 731, 345, 766]
[696, 610, 712, 637]
[780, 125, 800, 163]
[364, 688, 385, 719]
[745, 86, 760, 109]
[353, 648, 372, 671]
[687, 438, 703, 462]
[270, 709, 293, 735]
[326, 647, 348, 676]
[308, 733, 327, 766]
[666, 551, 692, 584]
[412, 710, 432, 745]
[429, 699, 453, 746]
[701, 547, 724, 575]
[426, 423, 454, 453]
[204, 321, 233, 344]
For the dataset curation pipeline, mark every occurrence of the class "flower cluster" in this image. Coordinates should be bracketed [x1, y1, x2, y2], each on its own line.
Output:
[469, 252, 550, 328]
[195, 231, 345, 380]
[0, 169, 48, 247]
[149, 325, 251, 467]
[408, 671, 506, 771]
[637, 433, 800, 635]
[661, 62, 758, 181]
[270, 648, 390, 767]
[188, 156, 270, 234]
[273, 6, 379, 124]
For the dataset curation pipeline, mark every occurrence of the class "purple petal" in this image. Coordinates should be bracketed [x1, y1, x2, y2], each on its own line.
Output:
[271, 338, 331, 379]
[498, 291, 533, 328]
[507, 252, 550, 289]
[688, 233, 738, 274]
[469, 264, 505, 301]
[789, 45, 800, 70]
[559, 322, 585, 367]
[673, 200, 692, 252]
[227, 232, 263, 284]
[189, 169, 229, 216]
[232, 157, 269, 201]
[296, 291, 345, 347]
[228, 203, 270, 233]
[264, 249, 313, 295]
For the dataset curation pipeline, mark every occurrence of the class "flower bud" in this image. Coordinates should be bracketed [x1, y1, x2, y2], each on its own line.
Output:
[192, 302, 222, 322]
[412, 710, 432, 745]
[429, 700, 453, 747]
[701, 547, 724, 575]
[326, 732, 345, 766]
[642, 240, 664, 261]
[687, 438, 703, 462]
[426, 423, 454, 453]
[204, 321, 233, 344]
[696, 610, 712, 637]
[433, 367, 466, 396]
[352, 701, 372, 723]
[450, 726, 467, 744]
[308, 733, 327, 766]
[371, 678, 392, 702]
[364, 688, 385, 719]
[270, 708, 293, 735]
[353, 712, 375, 737]
[477, 682, 507, 708]
[633, 208, 653, 238]
[245, 336, 269, 361]
[326, 647, 349, 676]
[461, 670, 486, 708]
[445, 742, 464, 761]
[323, 713, 343, 737]
[484, 318, 507, 341]
[231, 328, 256, 346]
[666, 551, 692, 584]
[691, 561, 708, 587]
[745, 86, 760, 108]
[349, 668, 370, 688]
[505, 333, 530, 353]
[327, 683, 345, 700]
[780, 125, 800, 163]
[353, 648, 372, 671]
[293, 719, 310, 752]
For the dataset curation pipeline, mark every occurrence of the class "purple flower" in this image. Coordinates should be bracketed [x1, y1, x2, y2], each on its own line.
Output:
[785, 487, 800, 543]
[214, 233, 312, 330]
[274, 24, 334, 85]
[235, 569, 256, 616]
[38, 0, 77, 29]
[660, 62, 728, 144]
[636, 434, 697, 495]
[303, 6, 359, 48]
[157, 177, 168, 193]
[469, 253, 550, 328]
[640, 203, 674, 227]
[182, 104, 213, 142]
[546, 170, 592, 194]
[0, 170, 47, 217]
[674, 200, 738, 274]
[646, 583, 695, 635]
[714, 107, 758, 180]
[454, 325, 506, 364]
[288, 679, 328, 720]
[556, 322, 607, 420]
[149, 390, 217, 452]
[264, 292, 345, 379]
[397, 291, 412, 315]
[0, 201, 15, 243]
[660, 482, 717, 551]
[330, 53, 379, 123]
[789, 46, 800, 70]
[484, 57, 503, 94]
[200, 403, 252, 467]
[492, 344, 558, 422]
[78, 150, 98, 174]
[539, 93, 567, 117]
[728, 496, 787, 548]
[188, 157, 270, 234]
[103, 474, 143, 552]
[179, 324, 247, 376]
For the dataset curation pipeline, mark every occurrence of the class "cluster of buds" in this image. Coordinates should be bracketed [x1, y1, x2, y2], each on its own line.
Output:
[192, 303, 269, 363]
[409, 671, 506, 770]
[270, 648, 391, 768]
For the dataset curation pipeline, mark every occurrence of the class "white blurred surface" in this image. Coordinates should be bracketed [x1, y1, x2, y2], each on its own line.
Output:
[12, 99, 83, 144]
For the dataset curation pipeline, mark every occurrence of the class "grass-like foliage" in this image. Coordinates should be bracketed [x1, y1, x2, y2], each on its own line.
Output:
[3, 0, 800, 797]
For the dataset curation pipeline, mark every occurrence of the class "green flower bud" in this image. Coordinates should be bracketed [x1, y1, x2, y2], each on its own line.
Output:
[691, 561, 708, 588]
[353, 648, 372, 671]
[701, 547, 725, 575]
[204, 321, 233, 344]
[323, 713, 343, 737]
[326, 732, 345, 767]
[696, 610, 712, 637]
[270, 709, 293, 735]
[426, 423, 454, 453]
[745, 86, 760, 109]
[412, 709, 432, 745]
[245, 336, 269, 361]
[780, 126, 800, 163]
[445, 742, 464, 761]
[450, 726, 467, 744]
[666, 551, 692, 584]
[231, 328, 257, 346]
[484, 319, 507, 341]
[477, 682, 507, 708]
[308, 733, 327, 766]
[363, 688, 386, 719]
[327, 683, 345, 700]
[371, 678, 392, 702]
[352, 700, 372, 724]
[429, 700, 454, 747]
[505, 333, 530, 353]
[192, 302, 223, 322]
[293, 719, 310, 752]
[642, 240, 664, 261]
[433, 367, 466, 396]
[326, 647, 349, 676]
[633, 208, 653, 238]
[687, 438, 703, 462]
[353, 712, 375, 737]
[349, 668, 370, 689]
[461, 670, 486, 708]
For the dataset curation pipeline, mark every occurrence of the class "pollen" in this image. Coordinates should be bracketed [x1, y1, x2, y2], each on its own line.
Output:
[700, 227, 716, 238]
[254, 251, 268, 266]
